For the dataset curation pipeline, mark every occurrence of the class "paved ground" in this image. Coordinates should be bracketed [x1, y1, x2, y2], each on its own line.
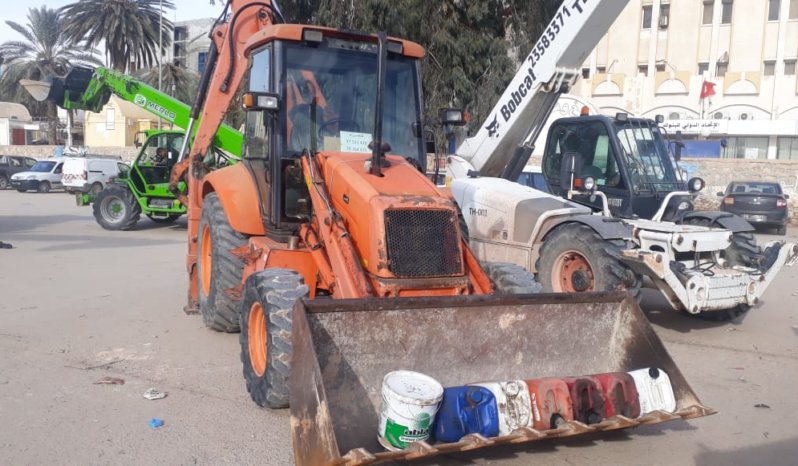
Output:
[1, 190, 797, 466]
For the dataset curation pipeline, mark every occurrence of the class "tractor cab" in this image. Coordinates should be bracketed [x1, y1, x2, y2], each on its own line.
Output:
[542, 113, 697, 221]
[241, 27, 429, 241]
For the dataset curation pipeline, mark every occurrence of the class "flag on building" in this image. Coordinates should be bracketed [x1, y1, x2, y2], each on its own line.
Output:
[700, 80, 716, 100]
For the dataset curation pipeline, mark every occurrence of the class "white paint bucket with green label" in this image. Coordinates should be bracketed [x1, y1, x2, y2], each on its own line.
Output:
[377, 370, 444, 451]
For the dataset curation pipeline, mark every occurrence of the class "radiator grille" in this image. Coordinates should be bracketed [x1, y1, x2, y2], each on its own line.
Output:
[384, 209, 462, 278]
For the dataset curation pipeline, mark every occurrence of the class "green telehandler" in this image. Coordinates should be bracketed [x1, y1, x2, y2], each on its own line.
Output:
[22, 66, 244, 230]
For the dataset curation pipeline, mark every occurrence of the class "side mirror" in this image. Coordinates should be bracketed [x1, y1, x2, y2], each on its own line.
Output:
[439, 108, 466, 127]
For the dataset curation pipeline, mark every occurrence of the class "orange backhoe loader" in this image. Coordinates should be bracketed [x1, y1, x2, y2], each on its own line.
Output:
[170, 1, 713, 463]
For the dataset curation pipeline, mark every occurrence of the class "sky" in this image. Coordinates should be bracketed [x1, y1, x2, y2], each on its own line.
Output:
[0, 0, 227, 45]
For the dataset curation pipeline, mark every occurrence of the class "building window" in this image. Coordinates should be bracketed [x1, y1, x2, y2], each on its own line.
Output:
[596, 66, 606, 74]
[638, 64, 649, 76]
[698, 62, 709, 75]
[778, 137, 798, 160]
[642, 5, 653, 29]
[785, 60, 797, 75]
[582, 68, 590, 79]
[716, 62, 728, 77]
[655, 62, 666, 72]
[174, 26, 187, 42]
[721, 0, 733, 24]
[106, 108, 115, 131]
[725, 136, 768, 160]
[198, 52, 207, 74]
[702, 0, 714, 24]
[659, 4, 670, 28]
[769, 0, 781, 20]
[764, 60, 776, 76]
[791, 0, 798, 19]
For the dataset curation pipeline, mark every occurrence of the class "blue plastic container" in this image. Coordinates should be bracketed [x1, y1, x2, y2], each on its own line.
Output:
[433, 386, 500, 443]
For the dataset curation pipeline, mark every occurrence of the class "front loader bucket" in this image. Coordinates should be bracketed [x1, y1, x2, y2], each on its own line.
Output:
[290, 292, 714, 465]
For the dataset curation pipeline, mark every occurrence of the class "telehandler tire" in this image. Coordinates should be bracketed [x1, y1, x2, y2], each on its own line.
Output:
[482, 262, 542, 294]
[239, 269, 308, 409]
[536, 223, 641, 299]
[93, 185, 141, 230]
[197, 193, 247, 332]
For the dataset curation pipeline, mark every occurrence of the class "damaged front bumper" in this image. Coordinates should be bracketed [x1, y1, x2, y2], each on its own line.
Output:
[620, 242, 798, 314]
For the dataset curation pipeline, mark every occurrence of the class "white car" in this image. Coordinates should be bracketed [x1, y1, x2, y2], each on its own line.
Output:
[10, 159, 64, 193]
[62, 156, 128, 195]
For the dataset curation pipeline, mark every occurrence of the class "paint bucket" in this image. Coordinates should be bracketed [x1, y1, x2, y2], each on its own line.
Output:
[378, 370, 444, 450]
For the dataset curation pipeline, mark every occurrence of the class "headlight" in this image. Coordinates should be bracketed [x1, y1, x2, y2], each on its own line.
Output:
[26, 175, 38, 180]
[583, 176, 596, 191]
[677, 200, 692, 211]
[687, 177, 705, 193]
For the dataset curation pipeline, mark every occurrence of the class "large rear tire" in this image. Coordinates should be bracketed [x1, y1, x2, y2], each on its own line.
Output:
[482, 262, 542, 294]
[239, 269, 308, 409]
[197, 193, 248, 332]
[536, 223, 641, 299]
[92, 185, 141, 230]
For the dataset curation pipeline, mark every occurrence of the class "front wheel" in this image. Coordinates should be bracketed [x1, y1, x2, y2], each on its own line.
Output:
[197, 193, 248, 332]
[92, 185, 141, 230]
[682, 216, 761, 268]
[239, 269, 308, 409]
[536, 223, 641, 299]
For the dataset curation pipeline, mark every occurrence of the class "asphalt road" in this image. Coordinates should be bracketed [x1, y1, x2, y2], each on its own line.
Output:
[1, 191, 797, 466]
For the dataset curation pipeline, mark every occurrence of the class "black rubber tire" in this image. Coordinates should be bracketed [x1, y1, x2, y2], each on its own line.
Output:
[0, 175, 8, 190]
[16, 189, 26, 193]
[682, 216, 762, 268]
[482, 262, 542, 294]
[536, 223, 641, 299]
[146, 214, 181, 224]
[92, 185, 141, 230]
[37, 181, 50, 193]
[197, 193, 248, 332]
[776, 224, 787, 236]
[89, 182, 103, 195]
[239, 269, 308, 409]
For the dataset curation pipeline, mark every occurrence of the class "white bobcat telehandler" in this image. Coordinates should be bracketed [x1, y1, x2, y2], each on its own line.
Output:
[446, 0, 798, 320]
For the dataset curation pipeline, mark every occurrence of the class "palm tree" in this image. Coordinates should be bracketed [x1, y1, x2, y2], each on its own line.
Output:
[60, 0, 175, 72]
[0, 6, 101, 143]
[135, 62, 200, 105]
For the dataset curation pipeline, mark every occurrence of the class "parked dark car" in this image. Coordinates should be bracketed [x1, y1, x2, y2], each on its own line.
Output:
[718, 181, 790, 235]
[0, 155, 38, 190]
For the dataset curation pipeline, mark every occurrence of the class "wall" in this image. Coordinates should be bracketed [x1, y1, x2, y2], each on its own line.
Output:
[0, 145, 139, 162]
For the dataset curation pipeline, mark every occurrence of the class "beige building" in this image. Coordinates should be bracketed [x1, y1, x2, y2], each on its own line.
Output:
[84, 96, 176, 147]
[568, 0, 798, 160]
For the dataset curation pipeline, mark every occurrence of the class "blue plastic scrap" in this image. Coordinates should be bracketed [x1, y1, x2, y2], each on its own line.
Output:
[148, 418, 165, 429]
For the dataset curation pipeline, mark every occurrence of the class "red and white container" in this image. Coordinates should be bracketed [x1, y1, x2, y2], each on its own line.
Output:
[591, 372, 641, 419]
[524, 377, 574, 430]
[627, 367, 676, 414]
[470, 380, 532, 435]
